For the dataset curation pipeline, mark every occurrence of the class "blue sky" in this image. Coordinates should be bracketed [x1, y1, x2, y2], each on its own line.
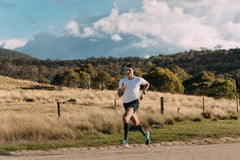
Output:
[1, 0, 240, 60]
[0, 0, 114, 39]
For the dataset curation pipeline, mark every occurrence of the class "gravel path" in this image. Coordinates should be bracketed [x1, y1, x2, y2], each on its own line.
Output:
[1, 138, 240, 160]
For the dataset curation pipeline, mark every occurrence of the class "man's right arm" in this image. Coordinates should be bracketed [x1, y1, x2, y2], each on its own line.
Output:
[117, 82, 125, 97]
[118, 89, 124, 97]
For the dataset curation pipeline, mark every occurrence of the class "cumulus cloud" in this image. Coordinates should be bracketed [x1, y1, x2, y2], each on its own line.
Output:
[48, 25, 55, 30]
[93, 2, 119, 35]
[221, 21, 240, 41]
[63, 20, 80, 36]
[111, 34, 122, 41]
[80, 0, 240, 50]
[1, 39, 28, 50]
[81, 27, 94, 38]
[17, 0, 240, 59]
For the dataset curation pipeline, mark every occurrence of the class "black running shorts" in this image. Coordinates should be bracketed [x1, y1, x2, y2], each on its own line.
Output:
[123, 99, 139, 113]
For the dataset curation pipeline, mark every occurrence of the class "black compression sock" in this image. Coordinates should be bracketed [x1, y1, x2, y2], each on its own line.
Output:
[124, 123, 129, 141]
[136, 124, 146, 136]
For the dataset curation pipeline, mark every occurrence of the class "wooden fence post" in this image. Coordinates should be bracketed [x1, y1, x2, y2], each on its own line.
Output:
[57, 102, 61, 117]
[202, 96, 205, 114]
[237, 96, 239, 114]
[177, 107, 180, 114]
[114, 98, 117, 111]
[161, 97, 164, 114]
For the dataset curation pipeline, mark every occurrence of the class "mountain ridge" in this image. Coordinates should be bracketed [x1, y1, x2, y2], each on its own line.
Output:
[0, 47, 37, 59]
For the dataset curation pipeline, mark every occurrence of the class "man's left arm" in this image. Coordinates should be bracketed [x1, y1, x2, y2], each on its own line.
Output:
[140, 80, 150, 100]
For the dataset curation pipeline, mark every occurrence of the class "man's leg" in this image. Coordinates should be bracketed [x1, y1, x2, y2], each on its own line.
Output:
[122, 108, 134, 142]
[130, 113, 146, 136]
[130, 113, 150, 145]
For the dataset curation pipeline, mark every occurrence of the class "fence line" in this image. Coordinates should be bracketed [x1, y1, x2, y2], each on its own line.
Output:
[55, 96, 239, 117]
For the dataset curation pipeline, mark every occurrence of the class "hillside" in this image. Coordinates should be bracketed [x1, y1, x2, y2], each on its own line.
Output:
[150, 49, 240, 77]
[0, 48, 239, 89]
[0, 47, 36, 59]
[0, 75, 57, 91]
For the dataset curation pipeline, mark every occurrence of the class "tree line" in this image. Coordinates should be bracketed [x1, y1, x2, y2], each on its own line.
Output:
[0, 48, 240, 99]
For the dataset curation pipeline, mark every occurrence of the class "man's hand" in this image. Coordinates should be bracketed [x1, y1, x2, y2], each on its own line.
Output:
[140, 94, 144, 100]
[140, 81, 149, 100]
[117, 82, 126, 97]
[122, 82, 126, 90]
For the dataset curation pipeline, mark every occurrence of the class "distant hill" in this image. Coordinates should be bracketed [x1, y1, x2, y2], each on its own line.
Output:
[148, 48, 240, 77]
[0, 47, 240, 84]
[0, 75, 57, 91]
[0, 47, 36, 59]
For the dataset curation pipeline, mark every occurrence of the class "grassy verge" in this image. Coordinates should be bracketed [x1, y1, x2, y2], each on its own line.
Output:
[1, 118, 240, 153]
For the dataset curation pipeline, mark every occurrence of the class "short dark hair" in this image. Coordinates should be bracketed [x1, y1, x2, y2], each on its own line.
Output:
[126, 64, 135, 70]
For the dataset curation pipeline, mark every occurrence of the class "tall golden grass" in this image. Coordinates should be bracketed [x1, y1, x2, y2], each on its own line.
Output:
[0, 76, 238, 143]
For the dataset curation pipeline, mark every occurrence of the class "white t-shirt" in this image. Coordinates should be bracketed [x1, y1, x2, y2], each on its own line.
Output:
[119, 76, 147, 103]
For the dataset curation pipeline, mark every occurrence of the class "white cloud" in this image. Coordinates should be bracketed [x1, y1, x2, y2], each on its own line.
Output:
[48, 25, 55, 30]
[81, 0, 240, 50]
[169, 0, 240, 26]
[93, 2, 119, 34]
[81, 27, 94, 38]
[0, 40, 3, 46]
[17, 0, 240, 59]
[111, 34, 122, 41]
[221, 21, 240, 41]
[1, 39, 28, 50]
[48, 25, 58, 35]
[64, 20, 80, 36]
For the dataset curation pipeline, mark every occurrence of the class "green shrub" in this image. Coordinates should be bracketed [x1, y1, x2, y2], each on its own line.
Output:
[202, 111, 212, 119]
[174, 116, 184, 122]
[164, 118, 176, 125]
[192, 117, 202, 122]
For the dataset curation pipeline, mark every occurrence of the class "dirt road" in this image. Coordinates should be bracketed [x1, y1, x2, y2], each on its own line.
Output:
[1, 140, 240, 160]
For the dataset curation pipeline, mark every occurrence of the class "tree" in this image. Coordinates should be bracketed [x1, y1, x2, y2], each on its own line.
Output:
[78, 71, 90, 89]
[78, 63, 97, 89]
[93, 69, 111, 90]
[183, 71, 215, 95]
[134, 68, 144, 77]
[143, 67, 184, 93]
[51, 69, 80, 88]
[208, 79, 237, 99]
[170, 65, 192, 82]
[106, 72, 121, 90]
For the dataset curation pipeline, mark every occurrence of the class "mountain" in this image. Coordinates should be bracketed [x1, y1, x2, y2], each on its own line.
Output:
[0, 47, 37, 59]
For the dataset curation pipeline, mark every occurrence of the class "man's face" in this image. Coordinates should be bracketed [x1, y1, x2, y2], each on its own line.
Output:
[126, 67, 134, 77]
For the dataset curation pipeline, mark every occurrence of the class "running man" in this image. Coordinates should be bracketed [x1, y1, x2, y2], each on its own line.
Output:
[118, 64, 150, 147]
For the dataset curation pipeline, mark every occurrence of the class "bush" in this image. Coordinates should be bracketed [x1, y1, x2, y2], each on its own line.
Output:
[202, 111, 212, 119]
[143, 67, 184, 93]
[207, 80, 237, 99]
[174, 116, 184, 122]
[164, 118, 176, 125]
[24, 97, 35, 102]
[192, 117, 202, 122]
[229, 113, 238, 120]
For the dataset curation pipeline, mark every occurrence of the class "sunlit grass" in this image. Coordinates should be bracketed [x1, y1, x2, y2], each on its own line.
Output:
[1, 119, 240, 153]
[0, 75, 239, 152]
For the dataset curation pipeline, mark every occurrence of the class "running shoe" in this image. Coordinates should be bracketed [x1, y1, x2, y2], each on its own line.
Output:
[144, 131, 150, 145]
[119, 140, 129, 147]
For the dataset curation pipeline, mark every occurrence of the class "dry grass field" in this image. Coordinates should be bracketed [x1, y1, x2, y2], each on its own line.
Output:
[0, 75, 238, 144]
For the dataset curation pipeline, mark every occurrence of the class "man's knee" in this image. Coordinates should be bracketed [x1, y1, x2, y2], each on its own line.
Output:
[130, 117, 140, 126]
[123, 115, 129, 123]
[133, 120, 140, 126]
[134, 121, 140, 126]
